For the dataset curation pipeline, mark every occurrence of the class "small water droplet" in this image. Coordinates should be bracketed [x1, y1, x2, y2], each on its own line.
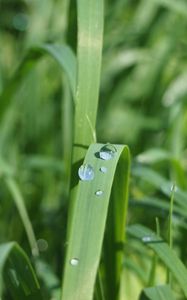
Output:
[37, 239, 48, 252]
[95, 190, 103, 196]
[100, 166, 107, 173]
[70, 258, 79, 266]
[171, 184, 177, 192]
[12, 13, 29, 32]
[99, 144, 117, 160]
[78, 164, 94, 181]
[142, 236, 151, 243]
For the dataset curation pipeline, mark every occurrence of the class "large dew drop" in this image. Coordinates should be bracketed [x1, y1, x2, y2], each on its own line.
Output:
[78, 164, 94, 181]
[70, 258, 79, 266]
[99, 144, 117, 160]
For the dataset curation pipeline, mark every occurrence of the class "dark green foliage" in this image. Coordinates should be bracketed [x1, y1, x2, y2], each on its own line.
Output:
[1, 0, 187, 299]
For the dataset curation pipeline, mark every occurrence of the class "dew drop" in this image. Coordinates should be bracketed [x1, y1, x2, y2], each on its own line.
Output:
[78, 164, 94, 181]
[12, 13, 28, 32]
[171, 184, 177, 192]
[37, 239, 48, 252]
[142, 236, 151, 243]
[100, 166, 107, 173]
[95, 190, 103, 196]
[70, 258, 79, 266]
[99, 144, 117, 160]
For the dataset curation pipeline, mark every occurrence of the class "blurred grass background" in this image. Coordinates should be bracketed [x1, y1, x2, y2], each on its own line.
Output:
[1, 0, 187, 299]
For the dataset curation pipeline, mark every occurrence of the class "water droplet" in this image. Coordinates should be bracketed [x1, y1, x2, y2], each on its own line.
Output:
[12, 13, 29, 32]
[95, 190, 103, 196]
[142, 236, 151, 243]
[171, 184, 177, 192]
[99, 144, 117, 160]
[37, 239, 48, 252]
[78, 164, 94, 181]
[70, 258, 79, 266]
[100, 166, 107, 173]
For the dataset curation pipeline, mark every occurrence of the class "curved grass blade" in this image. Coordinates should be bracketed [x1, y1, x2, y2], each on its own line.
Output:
[35, 259, 61, 300]
[0, 43, 76, 120]
[73, 0, 104, 162]
[127, 224, 187, 297]
[0, 242, 43, 300]
[41, 44, 76, 97]
[61, 143, 130, 300]
[103, 147, 130, 299]
[132, 165, 187, 211]
[140, 285, 176, 300]
[24, 155, 64, 173]
[147, 218, 160, 287]
[152, 0, 187, 18]
[4, 177, 39, 257]
[130, 197, 187, 228]
[124, 258, 148, 285]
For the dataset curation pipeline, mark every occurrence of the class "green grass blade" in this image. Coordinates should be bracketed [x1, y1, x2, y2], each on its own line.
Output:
[41, 44, 76, 98]
[103, 149, 130, 299]
[167, 185, 175, 283]
[61, 143, 130, 300]
[152, 0, 187, 17]
[168, 186, 175, 250]
[4, 177, 39, 257]
[0, 43, 76, 120]
[73, 0, 104, 162]
[127, 224, 187, 297]
[0, 242, 43, 299]
[130, 197, 187, 227]
[147, 218, 160, 287]
[35, 259, 60, 300]
[62, 76, 74, 199]
[133, 166, 187, 211]
[140, 285, 176, 300]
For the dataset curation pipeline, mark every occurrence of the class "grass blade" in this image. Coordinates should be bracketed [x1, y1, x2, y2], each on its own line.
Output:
[0, 242, 43, 300]
[167, 184, 175, 283]
[140, 285, 176, 300]
[73, 0, 104, 162]
[132, 165, 187, 211]
[4, 177, 39, 257]
[127, 224, 187, 297]
[0, 43, 76, 121]
[147, 218, 160, 287]
[152, 0, 187, 17]
[62, 143, 130, 300]
[103, 149, 130, 299]
[41, 44, 76, 98]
